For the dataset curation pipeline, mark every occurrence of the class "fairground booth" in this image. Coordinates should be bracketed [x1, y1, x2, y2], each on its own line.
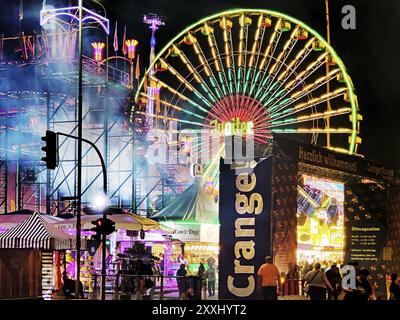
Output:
[53, 211, 171, 281]
[152, 181, 219, 276]
[0, 211, 83, 299]
[0, 210, 171, 299]
[218, 135, 400, 299]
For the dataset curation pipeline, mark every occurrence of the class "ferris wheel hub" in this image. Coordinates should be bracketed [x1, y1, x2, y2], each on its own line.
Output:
[207, 94, 271, 143]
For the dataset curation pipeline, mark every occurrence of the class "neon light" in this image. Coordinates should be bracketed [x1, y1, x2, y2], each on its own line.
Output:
[143, 13, 165, 31]
[135, 9, 361, 154]
[210, 118, 254, 136]
[40, 6, 110, 34]
[148, 75, 210, 113]
[125, 39, 138, 60]
[91, 42, 105, 62]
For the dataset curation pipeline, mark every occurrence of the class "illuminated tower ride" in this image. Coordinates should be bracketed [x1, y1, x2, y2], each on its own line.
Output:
[0, 3, 137, 214]
[143, 13, 165, 128]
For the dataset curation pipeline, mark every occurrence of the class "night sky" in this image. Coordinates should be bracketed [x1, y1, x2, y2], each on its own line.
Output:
[1, 0, 400, 166]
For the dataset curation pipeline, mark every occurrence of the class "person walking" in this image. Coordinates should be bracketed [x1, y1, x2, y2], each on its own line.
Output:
[304, 263, 334, 300]
[176, 264, 188, 300]
[257, 256, 281, 300]
[206, 264, 216, 297]
[390, 274, 400, 300]
[325, 264, 342, 300]
[198, 260, 206, 298]
[198, 260, 205, 279]
[343, 268, 373, 301]
[207, 256, 216, 267]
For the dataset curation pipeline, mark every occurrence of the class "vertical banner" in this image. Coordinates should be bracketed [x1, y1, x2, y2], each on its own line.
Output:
[345, 183, 388, 297]
[218, 158, 273, 300]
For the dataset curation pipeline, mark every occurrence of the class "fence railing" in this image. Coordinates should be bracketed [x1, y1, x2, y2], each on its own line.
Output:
[84, 274, 215, 300]
[63, 274, 305, 300]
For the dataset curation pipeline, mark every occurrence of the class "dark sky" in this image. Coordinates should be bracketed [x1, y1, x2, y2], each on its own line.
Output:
[1, 0, 400, 166]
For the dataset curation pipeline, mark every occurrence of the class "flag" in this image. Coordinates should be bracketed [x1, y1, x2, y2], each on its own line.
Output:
[135, 55, 140, 80]
[122, 26, 127, 56]
[19, 0, 24, 21]
[113, 21, 118, 52]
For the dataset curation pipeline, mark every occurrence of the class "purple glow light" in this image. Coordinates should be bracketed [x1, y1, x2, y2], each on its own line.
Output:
[143, 14, 165, 32]
[40, 6, 110, 35]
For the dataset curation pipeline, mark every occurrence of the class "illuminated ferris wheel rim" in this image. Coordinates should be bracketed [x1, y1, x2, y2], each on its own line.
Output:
[133, 8, 361, 155]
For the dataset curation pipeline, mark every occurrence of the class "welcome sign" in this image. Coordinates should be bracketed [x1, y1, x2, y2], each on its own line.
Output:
[218, 158, 273, 300]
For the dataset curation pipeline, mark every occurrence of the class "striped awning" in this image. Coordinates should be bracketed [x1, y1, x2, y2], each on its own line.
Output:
[0, 211, 82, 250]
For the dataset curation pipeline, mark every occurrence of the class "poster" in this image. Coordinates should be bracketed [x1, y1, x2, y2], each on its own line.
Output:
[218, 158, 273, 300]
[345, 183, 387, 297]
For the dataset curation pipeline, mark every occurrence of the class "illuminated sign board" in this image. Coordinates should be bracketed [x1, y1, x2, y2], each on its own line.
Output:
[210, 118, 254, 136]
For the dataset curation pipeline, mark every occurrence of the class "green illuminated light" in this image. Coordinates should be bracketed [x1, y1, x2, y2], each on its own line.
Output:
[134, 8, 360, 155]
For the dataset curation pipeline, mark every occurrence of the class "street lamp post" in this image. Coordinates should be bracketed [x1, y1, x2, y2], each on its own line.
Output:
[75, 0, 83, 299]
[58, 132, 108, 300]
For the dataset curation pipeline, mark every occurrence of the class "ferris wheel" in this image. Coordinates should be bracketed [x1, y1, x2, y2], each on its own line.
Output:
[133, 9, 362, 161]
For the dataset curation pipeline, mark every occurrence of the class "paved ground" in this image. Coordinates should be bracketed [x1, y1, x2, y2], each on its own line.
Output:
[98, 291, 309, 301]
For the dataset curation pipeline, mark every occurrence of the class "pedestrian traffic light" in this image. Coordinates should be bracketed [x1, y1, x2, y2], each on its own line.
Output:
[41, 130, 58, 170]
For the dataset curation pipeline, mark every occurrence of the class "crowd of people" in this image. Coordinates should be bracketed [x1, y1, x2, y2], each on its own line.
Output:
[176, 256, 217, 300]
[257, 256, 400, 301]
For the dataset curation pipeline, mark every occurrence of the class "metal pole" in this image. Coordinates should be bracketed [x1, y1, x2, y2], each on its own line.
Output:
[75, 0, 83, 298]
[57, 134, 107, 193]
[101, 35, 110, 301]
[131, 110, 136, 212]
[16, 96, 21, 211]
[325, 0, 332, 148]
[101, 192, 107, 301]
[57, 132, 108, 299]
[46, 95, 51, 216]
[4, 67, 8, 213]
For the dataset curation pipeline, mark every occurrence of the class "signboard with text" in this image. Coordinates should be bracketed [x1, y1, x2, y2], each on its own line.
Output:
[162, 222, 201, 242]
[273, 134, 400, 184]
[345, 183, 387, 297]
[218, 158, 273, 300]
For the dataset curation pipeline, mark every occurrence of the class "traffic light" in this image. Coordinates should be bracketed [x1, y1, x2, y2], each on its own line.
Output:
[103, 218, 116, 235]
[90, 218, 115, 241]
[90, 218, 104, 242]
[41, 130, 58, 170]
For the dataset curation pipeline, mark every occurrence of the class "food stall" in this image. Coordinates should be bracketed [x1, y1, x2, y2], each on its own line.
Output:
[53, 211, 172, 279]
[151, 181, 219, 275]
[0, 211, 84, 299]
